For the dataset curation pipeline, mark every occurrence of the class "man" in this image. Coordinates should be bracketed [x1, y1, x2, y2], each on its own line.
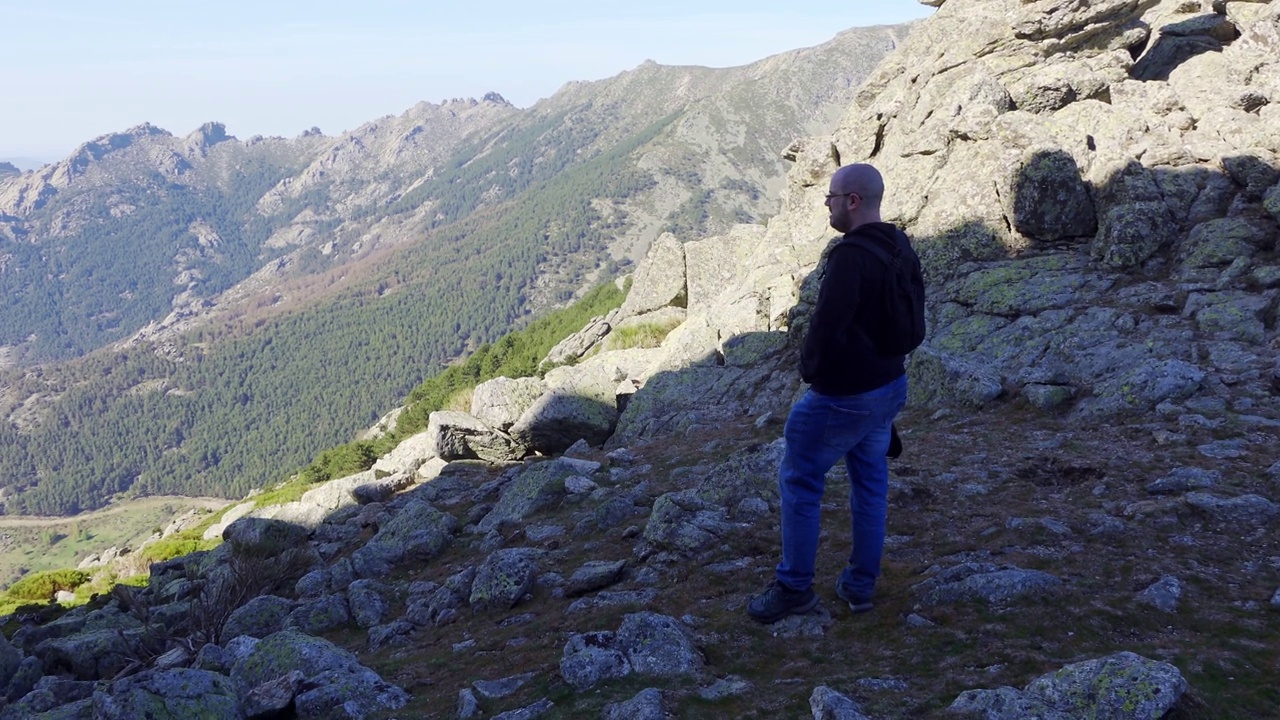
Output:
[748, 163, 921, 623]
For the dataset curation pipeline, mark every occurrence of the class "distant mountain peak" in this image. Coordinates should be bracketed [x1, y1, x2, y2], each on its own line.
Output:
[0, 161, 19, 178]
[482, 91, 511, 106]
[185, 121, 233, 150]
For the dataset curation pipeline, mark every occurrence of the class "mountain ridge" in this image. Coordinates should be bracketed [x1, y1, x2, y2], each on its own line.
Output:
[0, 23, 906, 516]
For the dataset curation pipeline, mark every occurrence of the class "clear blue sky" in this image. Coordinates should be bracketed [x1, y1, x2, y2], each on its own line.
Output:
[0, 1, 932, 161]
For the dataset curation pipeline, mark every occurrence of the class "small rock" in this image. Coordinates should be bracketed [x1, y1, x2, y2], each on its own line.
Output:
[602, 688, 665, 720]
[563, 439, 594, 458]
[856, 677, 909, 692]
[810, 685, 872, 720]
[768, 605, 834, 638]
[474, 671, 537, 699]
[525, 524, 565, 542]
[606, 448, 637, 466]
[1147, 467, 1220, 495]
[458, 688, 480, 719]
[566, 559, 628, 596]
[906, 614, 935, 628]
[565, 475, 599, 494]
[242, 669, 306, 719]
[1153, 430, 1186, 445]
[699, 675, 751, 700]
[490, 698, 554, 719]
[1197, 439, 1247, 459]
[1270, 588, 1279, 607]
[1137, 575, 1183, 613]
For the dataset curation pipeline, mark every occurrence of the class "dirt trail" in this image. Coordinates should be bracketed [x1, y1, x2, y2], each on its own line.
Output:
[0, 496, 230, 528]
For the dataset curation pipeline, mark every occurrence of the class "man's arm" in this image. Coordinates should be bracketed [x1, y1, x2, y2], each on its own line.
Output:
[800, 244, 862, 384]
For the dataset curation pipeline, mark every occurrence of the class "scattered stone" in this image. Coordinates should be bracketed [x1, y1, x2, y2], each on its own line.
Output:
[561, 612, 703, 692]
[566, 559, 628, 596]
[565, 589, 658, 614]
[32, 628, 135, 681]
[350, 500, 457, 577]
[810, 685, 872, 720]
[699, 675, 752, 700]
[563, 438, 594, 458]
[914, 563, 1062, 607]
[1137, 575, 1183, 613]
[560, 632, 632, 691]
[348, 579, 393, 629]
[1023, 383, 1076, 410]
[1197, 439, 1247, 459]
[457, 688, 480, 719]
[856, 677, 909, 692]
[564, 475, 599, 494]
[240, 669, 306, 719]
[1147, 467, 1220, 495]
[606, 448, 638, 466]
[768, 604, 834, 638]
[490, 698, 554, 720]
[6, 655, 42, 702]
[367, 620, 414, 652]
[1184, 492, 1279, 527]
[473, 671, 537, 700]
[222, 595, 295, 641]
[470, 548, 542, 612]
[287, 593, 351, 634]
[951, 686, 1070, 719]
[906, 614, 935, 628]
[525, 524, 565, 542]
[602, 688, 665, 720]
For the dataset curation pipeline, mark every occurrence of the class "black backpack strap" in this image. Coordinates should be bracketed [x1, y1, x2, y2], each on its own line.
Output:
[842, 227, 903, 270]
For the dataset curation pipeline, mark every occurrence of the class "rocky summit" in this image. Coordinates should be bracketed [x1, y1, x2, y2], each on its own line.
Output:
[1, 0, 1279, 718]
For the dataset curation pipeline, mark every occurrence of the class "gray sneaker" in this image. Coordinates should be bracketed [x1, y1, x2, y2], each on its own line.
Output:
[835, 581, 874, 614]
[748, 581, 819, 623]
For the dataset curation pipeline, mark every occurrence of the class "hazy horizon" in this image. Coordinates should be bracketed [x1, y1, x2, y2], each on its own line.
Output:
[0, 1, 932, 161]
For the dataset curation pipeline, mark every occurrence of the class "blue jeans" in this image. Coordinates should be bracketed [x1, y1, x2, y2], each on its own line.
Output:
[776, 375, 907, 597]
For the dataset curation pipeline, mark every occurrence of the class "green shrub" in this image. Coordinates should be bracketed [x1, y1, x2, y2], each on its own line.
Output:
[5, 569, 91, 601]
[137, 534, 217, 565]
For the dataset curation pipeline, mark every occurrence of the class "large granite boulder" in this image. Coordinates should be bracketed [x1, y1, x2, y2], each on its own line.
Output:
[617, 233, 687, 320]
[350, 500, 457, 577]
[426, 410, 525, 463]
[471, 376, 547, 431]
[92, 669, 239, 720]
[229, 631, 408, 719]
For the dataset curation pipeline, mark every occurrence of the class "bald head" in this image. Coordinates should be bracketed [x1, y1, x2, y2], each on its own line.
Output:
[826, 163, 884, 233]
[830, 164, 884, 209]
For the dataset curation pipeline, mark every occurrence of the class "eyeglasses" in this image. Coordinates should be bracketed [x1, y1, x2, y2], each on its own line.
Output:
[824, 192, 860, 206]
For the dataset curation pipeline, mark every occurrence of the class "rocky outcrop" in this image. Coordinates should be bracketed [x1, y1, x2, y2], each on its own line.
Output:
[951, 652, 1187, 719]
[815, 0, 1280, 417]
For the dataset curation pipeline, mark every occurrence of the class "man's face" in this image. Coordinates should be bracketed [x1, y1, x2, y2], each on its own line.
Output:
[825, 189, 858, 233]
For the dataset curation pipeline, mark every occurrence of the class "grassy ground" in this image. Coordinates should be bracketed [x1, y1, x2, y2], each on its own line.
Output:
[318, 402, 1280, 719]
[0, 496, 226, 589]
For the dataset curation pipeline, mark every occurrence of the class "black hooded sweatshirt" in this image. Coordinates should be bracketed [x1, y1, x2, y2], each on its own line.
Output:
[800, 221, 921, 396]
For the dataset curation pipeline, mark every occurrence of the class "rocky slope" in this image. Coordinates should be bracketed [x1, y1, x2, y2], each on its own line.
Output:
[1, 0, 1279, 717]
